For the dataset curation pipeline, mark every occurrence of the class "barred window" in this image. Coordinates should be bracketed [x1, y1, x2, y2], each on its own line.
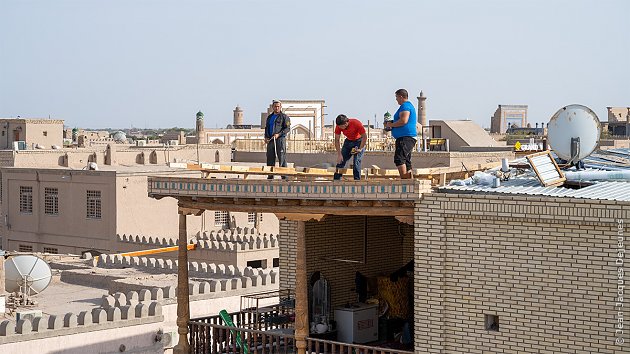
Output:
[86, 190, 101, 219]
[19, 186, 33, 213]
[247, 212, 256, 224]
[19, 244, 33, 252]
[43, 247, 58, 254]
[214, 211, 229, 227]
[44, 187, 59, 215]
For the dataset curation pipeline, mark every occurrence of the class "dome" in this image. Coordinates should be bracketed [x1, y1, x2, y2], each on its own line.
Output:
[196, 111, 204, 120]
[112, 131, 127, 143]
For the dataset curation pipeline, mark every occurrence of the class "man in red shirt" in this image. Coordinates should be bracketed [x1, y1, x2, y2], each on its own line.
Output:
[334, 114, 367, 180]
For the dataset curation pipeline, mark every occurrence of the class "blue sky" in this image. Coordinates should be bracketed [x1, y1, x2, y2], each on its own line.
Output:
[1, 0, 628, 129]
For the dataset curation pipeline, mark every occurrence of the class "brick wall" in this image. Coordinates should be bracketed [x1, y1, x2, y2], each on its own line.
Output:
[279, 219, 298, 291]
[415, 193, 630, 353]
[279, 216, 412, 318]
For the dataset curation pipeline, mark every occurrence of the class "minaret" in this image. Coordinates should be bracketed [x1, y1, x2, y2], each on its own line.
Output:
[233, 105, 243, 126]
[417, 91, 427, 127]
[195, 111, 205, 144]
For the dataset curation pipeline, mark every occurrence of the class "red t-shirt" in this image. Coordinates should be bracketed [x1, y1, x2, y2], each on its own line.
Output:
[334, 118, 366, 141]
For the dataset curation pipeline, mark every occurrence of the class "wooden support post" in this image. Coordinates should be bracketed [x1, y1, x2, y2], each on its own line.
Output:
[295, 220, 308, 354]
[173, 213, 190, 354]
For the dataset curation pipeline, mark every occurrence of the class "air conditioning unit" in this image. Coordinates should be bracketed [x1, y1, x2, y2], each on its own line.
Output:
[13, 141, 27, 151]
[168, 140, 179, 146]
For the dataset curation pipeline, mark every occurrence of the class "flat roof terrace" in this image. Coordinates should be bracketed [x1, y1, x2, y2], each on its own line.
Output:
[148, 178, 432, 217]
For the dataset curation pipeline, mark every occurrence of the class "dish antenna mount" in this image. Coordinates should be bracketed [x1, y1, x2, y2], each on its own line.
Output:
[5, 255, 53, 306]
[547, 104, 601, 165]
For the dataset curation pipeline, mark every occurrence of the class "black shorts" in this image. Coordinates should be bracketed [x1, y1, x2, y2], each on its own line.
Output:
[394, 136, 416, 169]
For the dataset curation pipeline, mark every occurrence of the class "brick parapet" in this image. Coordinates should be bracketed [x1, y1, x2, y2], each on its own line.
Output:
[414, 192, 628, 353]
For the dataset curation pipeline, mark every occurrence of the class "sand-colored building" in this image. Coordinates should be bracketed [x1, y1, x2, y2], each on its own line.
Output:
[490, 105, 528, 133]
[0, 166, 278, 255]
[0, 118, 64, 150]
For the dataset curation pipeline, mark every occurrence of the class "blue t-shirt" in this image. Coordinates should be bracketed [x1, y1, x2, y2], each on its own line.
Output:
[266, 114, 278, 137]
[392, 101, 417, 139]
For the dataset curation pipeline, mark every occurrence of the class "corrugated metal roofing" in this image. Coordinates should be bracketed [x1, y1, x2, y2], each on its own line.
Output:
[440, 178, 630, 201]
[440, 149, 630, 201]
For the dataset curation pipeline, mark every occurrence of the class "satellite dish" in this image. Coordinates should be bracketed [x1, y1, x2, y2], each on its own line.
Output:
[547, 104, 601, 163]
[5, 255, 52, 295]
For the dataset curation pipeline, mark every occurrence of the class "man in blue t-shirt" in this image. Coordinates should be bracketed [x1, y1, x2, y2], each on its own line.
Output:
[384, 89, 417, 179]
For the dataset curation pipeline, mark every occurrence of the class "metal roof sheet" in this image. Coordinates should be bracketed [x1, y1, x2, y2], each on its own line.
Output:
[440, 178, 630, 201]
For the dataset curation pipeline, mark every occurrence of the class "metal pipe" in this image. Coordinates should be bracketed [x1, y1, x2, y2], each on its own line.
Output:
[565, 170, 630, 181]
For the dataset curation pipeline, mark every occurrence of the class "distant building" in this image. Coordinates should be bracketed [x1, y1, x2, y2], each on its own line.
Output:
[0, 118, 64, 150]
[428, 120, 502, 151]
[606, 106, 630, 136]
[490, 105, 528, 133]
[262, 100, 326, 140]
[0, 166, 278, 255]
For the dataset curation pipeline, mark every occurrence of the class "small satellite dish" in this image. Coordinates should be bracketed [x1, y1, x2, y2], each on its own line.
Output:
[547, 104, 601, 163]
[5, 255, 52, 295]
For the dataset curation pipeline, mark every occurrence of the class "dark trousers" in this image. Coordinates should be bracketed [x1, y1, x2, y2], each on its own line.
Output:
[334, 138, 364, 180]
[266, 137, 287, 179]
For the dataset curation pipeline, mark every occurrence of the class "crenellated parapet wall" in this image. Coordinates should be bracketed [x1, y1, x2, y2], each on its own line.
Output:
[116, 234, 178, 247]
[115, 228, 279, 268]
[116, 228, 277, 250]
[196, 229, 278, 251]
[95, 254, 279, 292]
[0, 300, 163, 342]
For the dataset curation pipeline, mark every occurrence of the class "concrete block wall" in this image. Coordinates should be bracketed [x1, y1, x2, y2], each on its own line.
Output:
[414, 193, 630, 354]
[279, 216, 412, 312]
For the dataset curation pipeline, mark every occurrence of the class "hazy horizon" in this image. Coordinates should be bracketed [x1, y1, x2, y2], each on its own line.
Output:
[1, 0, 628, 130]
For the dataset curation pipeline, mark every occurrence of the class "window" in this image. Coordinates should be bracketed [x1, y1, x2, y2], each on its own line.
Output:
[43, 247, 58, 254]
[43, 131, 48, 136]
[247, 260, 264, 268]
[44, 187, 59, 215]
[19, 186, 33, 213]
[214, 211, 228, 227]
[247, 212, 256, 224]
[18, 244, 33, 252]
[86, 190, 101, 219]
[273, 258, 279, 267]
[485, 314, 499, 332]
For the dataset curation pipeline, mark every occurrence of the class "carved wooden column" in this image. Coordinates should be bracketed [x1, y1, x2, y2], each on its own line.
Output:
[294, 220, 308, 354]
[174, 211, 190, 354]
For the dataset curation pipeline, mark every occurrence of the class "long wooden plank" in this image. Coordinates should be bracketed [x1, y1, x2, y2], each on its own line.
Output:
[186, 161, 500, 180]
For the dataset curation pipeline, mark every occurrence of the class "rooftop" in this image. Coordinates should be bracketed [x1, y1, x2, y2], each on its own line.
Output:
[440, 148, 630, 202]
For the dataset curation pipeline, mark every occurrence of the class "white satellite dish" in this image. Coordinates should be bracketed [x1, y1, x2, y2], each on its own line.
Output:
[5, 255, 52, 296]
[547, 104, 601, 163]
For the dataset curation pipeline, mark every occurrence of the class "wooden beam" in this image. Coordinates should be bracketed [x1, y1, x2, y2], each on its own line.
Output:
[275, 213, 326, 221]
[180, 200, 413, 216]
[178, 206, 204, 216]
[395, 216, 414, 225]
